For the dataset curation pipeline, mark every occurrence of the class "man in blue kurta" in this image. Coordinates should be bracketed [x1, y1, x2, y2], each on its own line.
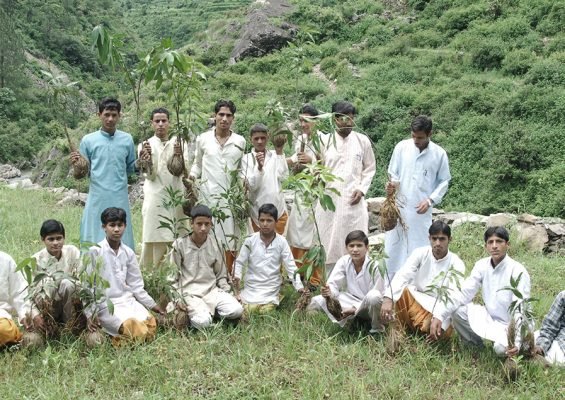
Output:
[70, 98, 136, 250]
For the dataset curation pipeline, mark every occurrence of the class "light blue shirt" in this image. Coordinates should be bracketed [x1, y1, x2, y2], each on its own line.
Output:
[79, 129, 136, 249]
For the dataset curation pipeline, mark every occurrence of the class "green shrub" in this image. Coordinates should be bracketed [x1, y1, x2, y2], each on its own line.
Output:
[525, 58, 565, 85]
[470, 38, 506, 70]
[502, 49, 536, 75]
[438, 4, 488, 35]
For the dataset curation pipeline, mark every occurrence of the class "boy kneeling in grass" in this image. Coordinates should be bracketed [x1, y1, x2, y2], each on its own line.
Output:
[233, 203, 303, 313]
[308, 230, 384, 333]
[27, 220, 83, 341]
[86, 207, 164, 346]
[0, 251, 28, 347]
[170, 205, 243, 329]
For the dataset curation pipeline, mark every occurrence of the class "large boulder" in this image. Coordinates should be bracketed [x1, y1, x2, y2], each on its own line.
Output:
[229, 3, 296, 63]
[0, 164, 21, 180]
[515, 223, 548, 253]
[486, 213, 515, 227]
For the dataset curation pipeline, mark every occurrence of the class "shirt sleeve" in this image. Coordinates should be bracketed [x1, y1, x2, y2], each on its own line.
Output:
[536, 291, 565, 354]
[357, 135, 376, 195]
[386, 249, 422, 301]
[280, 238, 303, 291]
[436, 262, 482, 322]
[387, 143, 401, 182]
[241, 153, 262, 193]
[276, 154, 289, 184]
[428, 150, 451, 205]
[126, 250, 156, 309]
[212, 243, 231, 292]
[234, 238, 251, 280]
[326, 258, 347, 297]
[190, 135, 203, 179]
[126, 136, 137, 175]
[9, 257, 31, 321]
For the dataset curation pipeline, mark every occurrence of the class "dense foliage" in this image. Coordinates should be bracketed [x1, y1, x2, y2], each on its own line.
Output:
[0, 0, 563, 217]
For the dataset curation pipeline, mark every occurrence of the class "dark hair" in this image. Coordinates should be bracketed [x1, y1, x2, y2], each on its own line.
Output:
[484, 226, 510, 243]
[214, 99, 236, 115]
[101, 207, 127, 225]
[190, 204, 212, 219]
[345, 230, 368, 246]
[98, 97, 121, 113]
[258, 203, 278, 221]
[250, 123, 269, 136]
[332, 101, 356, 116]
[411, 115, 432, 134]
[428, 220, 451, 238]
[151, 107, 170, 120]
[40, 219, 65, 239]
[300, 104, 319, 116]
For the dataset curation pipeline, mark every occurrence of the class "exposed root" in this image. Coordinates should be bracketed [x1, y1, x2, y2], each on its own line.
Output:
[325, 296, 343, 321]
[385, 320, 406, 355]
[172, 309, 190, 331]
[295, 289, 313, 311]
[380, 184, 405, 232]
[21, 331, 45, 350]
[503, 357, 519, 382]
[84, 329, 106, 348]
[167, 153, 184, 176]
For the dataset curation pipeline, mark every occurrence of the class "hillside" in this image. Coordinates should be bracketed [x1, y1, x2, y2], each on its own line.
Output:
[0, 0, 564, 217]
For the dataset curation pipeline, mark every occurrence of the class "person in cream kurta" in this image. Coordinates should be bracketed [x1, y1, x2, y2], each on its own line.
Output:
[286, 104, 321, 287]
[241, 124, 289, 233]
[380, 221, 465, 337]
[315, 101, 376, 273]
[0, 251, 28, 346]
[430, 227, 530, 356]
[137, 108, 193, 268]
[384, 116, 451, 278]
[171, 234, 243, 330]
[189, 100, 246, 273]
[32, 244, 81, 324]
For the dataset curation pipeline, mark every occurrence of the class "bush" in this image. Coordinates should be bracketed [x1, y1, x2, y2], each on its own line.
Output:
[470, 38, 506, 70]
[502, 49, 536, 75]
[525, 59, 565, 85]
[438, 4, 487, 35]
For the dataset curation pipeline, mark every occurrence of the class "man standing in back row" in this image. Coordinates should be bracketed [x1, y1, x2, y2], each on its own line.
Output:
[315, 101, 376, 275]
[70, 98, 137, 250]
[384, 115, 451, 279]
[189, 100, 246, 274]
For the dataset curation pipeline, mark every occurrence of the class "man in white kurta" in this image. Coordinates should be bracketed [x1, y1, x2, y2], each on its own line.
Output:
[241, 124, 289, 233]
[189, 100, 246, 273]
[385, 116, 451, 278]
[138, 108, 193, 268]
[315, 101, 376, 272]
[430, 227, 530, 356]
[287, 105, 321, 286]
[0, 251, 28, 346]
[309, 242, 385, 333]
[170, 205, 243, 329]
[234, 204, 303, 310]
[380, 221, 465, 337]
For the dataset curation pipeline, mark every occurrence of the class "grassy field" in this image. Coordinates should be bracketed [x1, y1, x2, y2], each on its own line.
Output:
[0, 185, 563, 399]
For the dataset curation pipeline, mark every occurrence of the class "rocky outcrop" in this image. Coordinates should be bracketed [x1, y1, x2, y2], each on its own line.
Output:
[229, 0, 296, 63]
[0, 164, 21, 181]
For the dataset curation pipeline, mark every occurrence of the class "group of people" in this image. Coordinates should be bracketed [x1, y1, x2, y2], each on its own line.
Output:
[0, 97, 562, 369]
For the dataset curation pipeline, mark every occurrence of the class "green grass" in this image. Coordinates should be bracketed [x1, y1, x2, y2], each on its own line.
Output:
[0, 185, 563, 398]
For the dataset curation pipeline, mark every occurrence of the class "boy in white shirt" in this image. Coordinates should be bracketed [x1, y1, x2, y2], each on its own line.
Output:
[308, 230, 384, 333]
[430, 226, 531, 358]
[30, 220, 82, 337]
[234, 203, 303, 313]
[170, 205, 243, 329]
[86, 207, 164, 346]
[241, 123, 289, 234]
